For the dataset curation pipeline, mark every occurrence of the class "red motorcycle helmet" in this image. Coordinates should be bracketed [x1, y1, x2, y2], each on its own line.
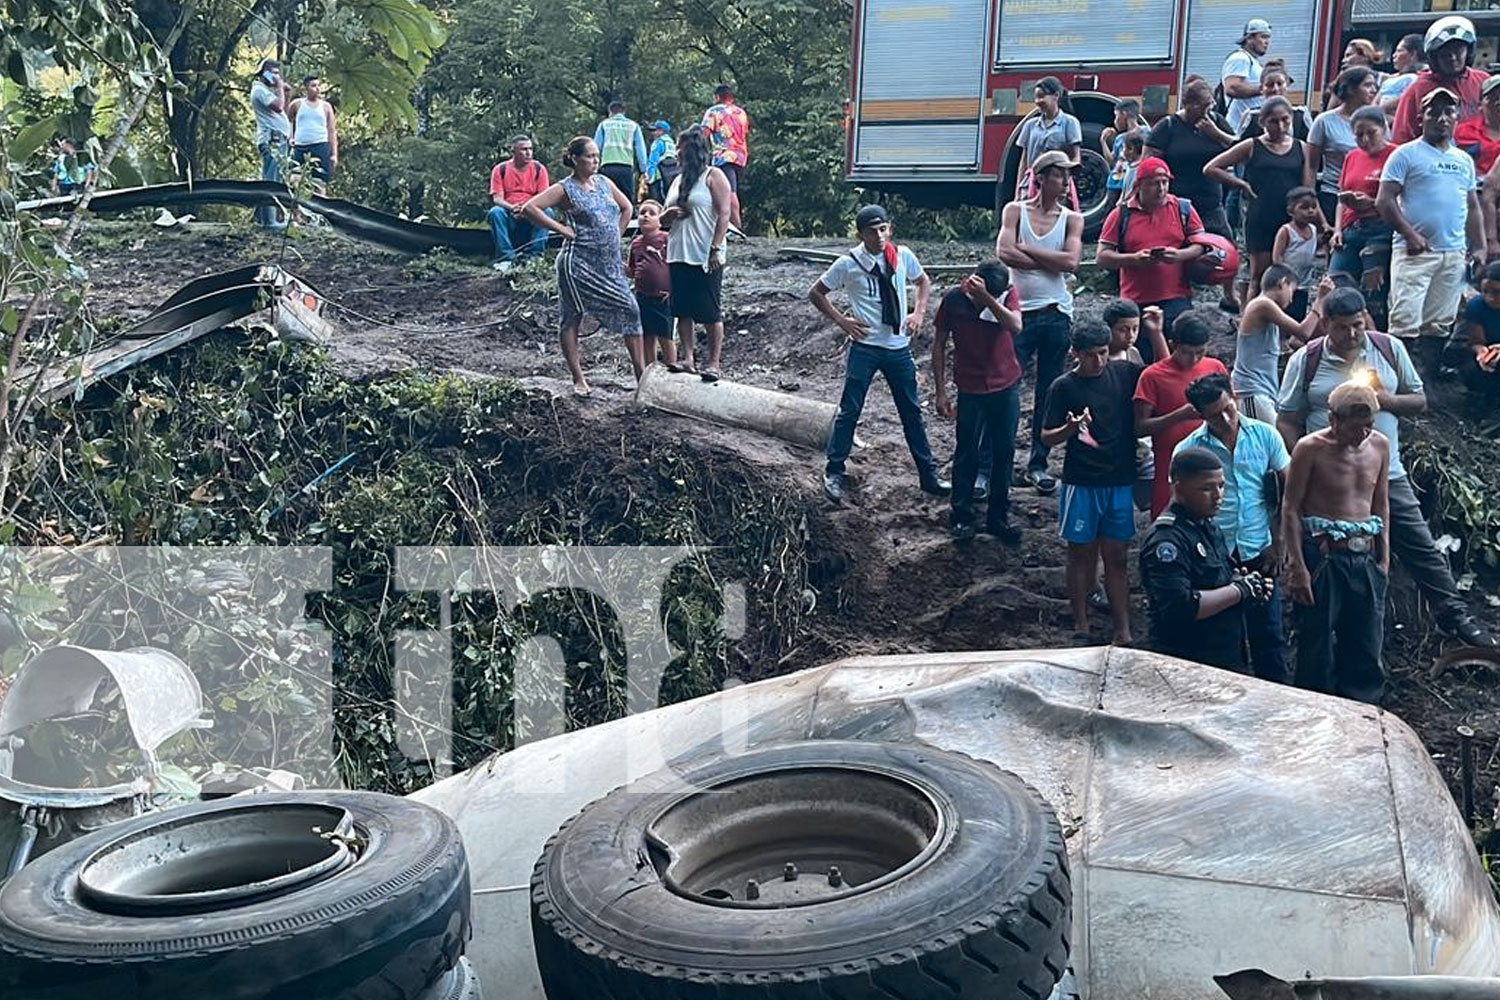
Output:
[1186, 231, 1240, 285]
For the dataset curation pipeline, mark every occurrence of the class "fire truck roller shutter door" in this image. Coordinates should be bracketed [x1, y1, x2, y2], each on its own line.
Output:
[852, 0, 990, 168]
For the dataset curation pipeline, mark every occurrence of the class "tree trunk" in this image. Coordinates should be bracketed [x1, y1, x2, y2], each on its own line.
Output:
[408, 84, 430, 218]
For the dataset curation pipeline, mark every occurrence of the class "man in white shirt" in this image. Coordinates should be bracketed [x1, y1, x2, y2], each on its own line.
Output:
[1222, 19, 1271, 134]
[810, 204, 947, 503]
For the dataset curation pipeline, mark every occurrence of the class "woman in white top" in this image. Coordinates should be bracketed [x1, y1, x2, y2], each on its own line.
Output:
[661, 126, 732, 381]
[287, 75, 338, 184]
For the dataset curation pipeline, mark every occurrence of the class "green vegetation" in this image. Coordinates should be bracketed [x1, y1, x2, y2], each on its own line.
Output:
[0, 331, 816, 792]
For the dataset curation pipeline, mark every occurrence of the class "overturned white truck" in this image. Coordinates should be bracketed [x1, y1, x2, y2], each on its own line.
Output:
[415, 646, 1500, 999]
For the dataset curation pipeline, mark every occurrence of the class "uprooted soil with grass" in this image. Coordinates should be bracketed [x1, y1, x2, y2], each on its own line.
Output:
[51, 219, 1500, 816]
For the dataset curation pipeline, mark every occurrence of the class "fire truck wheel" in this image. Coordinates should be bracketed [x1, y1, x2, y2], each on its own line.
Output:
[1076, 120, 1112, 241]
[531, 740, 1071, 1000]
[0, 792, 471, 1000]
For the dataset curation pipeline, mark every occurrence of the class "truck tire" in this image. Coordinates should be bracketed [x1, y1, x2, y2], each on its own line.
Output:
[531, 741, 1071, 1000]
[419, 957, 482, 1000]
[0, 791, 470, 1000]
[1075, 120, 1113, 242]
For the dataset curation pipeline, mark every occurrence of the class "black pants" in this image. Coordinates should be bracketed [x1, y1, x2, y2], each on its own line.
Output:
[601, 164, 636, 208]
[1137, 298, 1194, 365]
[1388, 476, 1466, 625]
[952, 387, 1020, 531]
[1014, 306, 1070, 474]
[1295, 543, 1387, 704]
[1462, 358, 1500, 406]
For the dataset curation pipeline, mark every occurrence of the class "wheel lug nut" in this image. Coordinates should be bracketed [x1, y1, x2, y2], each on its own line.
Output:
[745, 879, 760, 900]
[828, 866, 843, 887]
[783, 862, 798, 881]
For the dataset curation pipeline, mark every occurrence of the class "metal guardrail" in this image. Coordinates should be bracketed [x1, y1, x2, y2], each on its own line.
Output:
[18, 181, 494, 258]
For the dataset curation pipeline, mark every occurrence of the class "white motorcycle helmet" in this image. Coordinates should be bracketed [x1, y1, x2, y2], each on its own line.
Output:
[1425, 15, 1477, 58]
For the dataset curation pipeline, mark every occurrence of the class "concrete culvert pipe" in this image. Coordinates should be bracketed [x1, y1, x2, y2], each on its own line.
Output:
[634, 364, 837, 451]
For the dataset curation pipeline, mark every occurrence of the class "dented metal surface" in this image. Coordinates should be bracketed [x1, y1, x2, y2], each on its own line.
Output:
[1216, 968, 1500, 999]
[413, 648, 1500, 999]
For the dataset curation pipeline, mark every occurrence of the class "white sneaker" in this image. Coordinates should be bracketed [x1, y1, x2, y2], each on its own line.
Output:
[493, 260, 514, 273]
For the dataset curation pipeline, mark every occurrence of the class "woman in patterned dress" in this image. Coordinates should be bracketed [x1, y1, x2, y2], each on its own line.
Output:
[523, 136, 642, 396]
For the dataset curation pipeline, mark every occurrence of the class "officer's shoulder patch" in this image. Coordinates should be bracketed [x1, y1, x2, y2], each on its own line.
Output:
[1153, 541, 1179, 563]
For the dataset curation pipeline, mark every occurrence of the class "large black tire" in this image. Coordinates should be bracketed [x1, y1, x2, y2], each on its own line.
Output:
[0, 791, 470, 1000]
[1075, 120, 1113, 243]
[531, 741, 1071, 999]
[995, 120, 1112, 242]
[418, 956, 482, 1000]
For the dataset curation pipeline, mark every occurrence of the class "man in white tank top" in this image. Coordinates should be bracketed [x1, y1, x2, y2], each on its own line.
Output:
[996, 150, 1084, 497]
[288, 75, 339, 186]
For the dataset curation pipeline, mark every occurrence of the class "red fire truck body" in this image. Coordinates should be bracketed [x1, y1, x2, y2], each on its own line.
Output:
[844, 0, 1500, 235]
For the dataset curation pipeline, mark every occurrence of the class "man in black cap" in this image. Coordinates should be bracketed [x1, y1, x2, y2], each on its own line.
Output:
[811, 204, 946, 503]
[1140, 447, 1272, 670]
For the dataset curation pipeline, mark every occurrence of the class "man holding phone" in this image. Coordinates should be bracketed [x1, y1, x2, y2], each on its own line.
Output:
[1096, 158, 1210, 356]
[250, 59, 291, 229]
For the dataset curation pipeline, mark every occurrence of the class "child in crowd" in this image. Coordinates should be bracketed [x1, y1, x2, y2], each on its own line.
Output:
[933, 260, 1025, 544]
[1041, 320, 1143, 646]
[1118, 128, 1147, 196]
[1133, 310, 1228, 518]
[1461, 261, 1500, 414]
[1273, 186, 1322, 320]
[1103, 298, 1168, 365]
[1102, 99, 1141, 208]
[1233, 265, 1330, 421]
[626, 200, 676, 377]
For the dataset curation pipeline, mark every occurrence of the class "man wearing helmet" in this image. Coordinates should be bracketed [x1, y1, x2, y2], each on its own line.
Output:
[1392, 16, 1488, 144]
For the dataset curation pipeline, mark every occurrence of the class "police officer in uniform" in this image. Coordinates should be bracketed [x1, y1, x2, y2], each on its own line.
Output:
[1140, 447, 1272, 671]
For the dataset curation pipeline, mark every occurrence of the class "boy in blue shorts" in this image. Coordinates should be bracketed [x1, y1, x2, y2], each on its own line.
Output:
[1041, 320, 1145, 644]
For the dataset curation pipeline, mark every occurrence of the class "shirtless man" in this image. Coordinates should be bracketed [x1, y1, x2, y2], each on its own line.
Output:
[1281, 382, 1391, 703]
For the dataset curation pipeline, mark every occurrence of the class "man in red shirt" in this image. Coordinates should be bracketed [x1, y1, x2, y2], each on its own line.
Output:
[1133, 311, 1229, 517]
[1392, 16, 1487, 144]
[933, 260, 1024, 544]
[488, 135, 550, 272]
[1456, 75, 1500, 174]
[1096, 158, 1209, 352]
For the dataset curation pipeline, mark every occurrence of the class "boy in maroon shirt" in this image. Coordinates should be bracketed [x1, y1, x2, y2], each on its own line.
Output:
[626, 200, 676, 377]
[933, 260, 1025, 543]
[1133, 310, 1229, 517]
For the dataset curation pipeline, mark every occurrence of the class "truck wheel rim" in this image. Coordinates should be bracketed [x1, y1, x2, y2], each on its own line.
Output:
[77, 802, 358, 916]
[643, 765, 947, 908]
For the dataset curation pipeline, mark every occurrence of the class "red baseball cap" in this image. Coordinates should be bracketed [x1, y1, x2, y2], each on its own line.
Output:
[1134, 157, 1173, 185]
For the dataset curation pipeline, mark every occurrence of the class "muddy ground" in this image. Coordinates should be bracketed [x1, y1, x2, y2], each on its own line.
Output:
[74, 218, 1500, 817]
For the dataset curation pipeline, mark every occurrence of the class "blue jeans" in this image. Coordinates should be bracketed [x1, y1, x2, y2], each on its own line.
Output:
[488, 205, 547, 261]
[257, 136, 288, 228]
[826, 343, 937, 480]
[1330, 219, 1392, 279]
[952, 387, 1019, 529]
[1014, 306, 1071, 473]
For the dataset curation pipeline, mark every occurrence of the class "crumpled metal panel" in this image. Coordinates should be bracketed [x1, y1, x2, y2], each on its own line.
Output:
[412, 648, 1500, 1000]
[0, 645, 209, 758]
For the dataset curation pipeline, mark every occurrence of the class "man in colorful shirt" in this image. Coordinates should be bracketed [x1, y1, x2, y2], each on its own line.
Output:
[593, 101, 648, 212]
[702, 84, 750, 228]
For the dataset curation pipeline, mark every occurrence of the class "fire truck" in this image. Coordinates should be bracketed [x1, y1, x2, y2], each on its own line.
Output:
[844, 0, 1500, 237]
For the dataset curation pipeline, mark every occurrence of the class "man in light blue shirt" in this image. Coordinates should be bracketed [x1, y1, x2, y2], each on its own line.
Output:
[810, 204, 945, 503]
[1176, 373, 1290, 681]
[1378, 86, 1484, 363]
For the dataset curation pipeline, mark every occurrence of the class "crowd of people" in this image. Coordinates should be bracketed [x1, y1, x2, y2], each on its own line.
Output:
[806, 14, 1500, 706]
[250, 59, 340, 230]
[238, 22, 1500, 702]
